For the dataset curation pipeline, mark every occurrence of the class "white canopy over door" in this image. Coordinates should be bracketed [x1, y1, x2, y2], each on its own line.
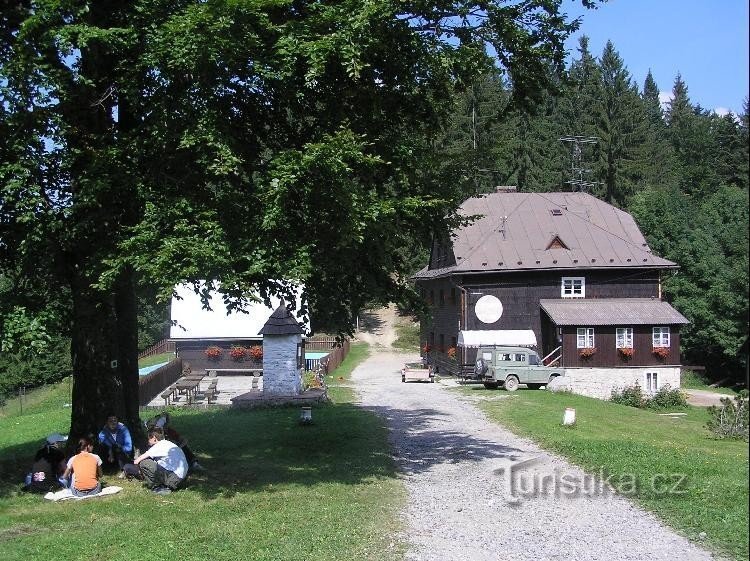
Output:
[457, 330, 537, 348]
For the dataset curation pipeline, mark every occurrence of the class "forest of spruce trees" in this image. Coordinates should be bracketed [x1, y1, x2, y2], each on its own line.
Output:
[438, 37, 748, 382]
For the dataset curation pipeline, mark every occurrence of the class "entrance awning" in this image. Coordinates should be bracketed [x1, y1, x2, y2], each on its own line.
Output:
[458, 330, 537, 348]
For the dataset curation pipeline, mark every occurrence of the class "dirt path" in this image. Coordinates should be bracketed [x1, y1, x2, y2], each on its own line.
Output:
[684, 389, 734, 407]
[354, 304, 404, 349]
[351, 350, 718, 561]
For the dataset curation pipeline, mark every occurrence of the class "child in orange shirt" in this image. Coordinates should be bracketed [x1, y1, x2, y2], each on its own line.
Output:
[63, 436, 103, 497]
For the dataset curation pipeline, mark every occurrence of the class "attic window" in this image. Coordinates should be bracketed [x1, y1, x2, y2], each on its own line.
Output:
[562, 277, 585, 298]
[546, 235, 569, 250]
[550, 208, 563, 216]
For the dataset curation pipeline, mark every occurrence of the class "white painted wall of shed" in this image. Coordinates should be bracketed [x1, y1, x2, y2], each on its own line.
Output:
[547, 367, 681, 400]
[169, 282, 308, 339]
[262, 334, 302, 395]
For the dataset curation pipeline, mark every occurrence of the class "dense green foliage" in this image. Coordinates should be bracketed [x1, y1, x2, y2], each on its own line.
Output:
[706, 391, 750, 441]
[0, 0, 588, 435]
[462, 387, 749, 559]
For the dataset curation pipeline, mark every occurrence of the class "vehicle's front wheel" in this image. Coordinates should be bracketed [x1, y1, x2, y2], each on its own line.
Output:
[504, 376, 520, 392]
[483, 382, 499, 390]
[401, 375, 406, 383]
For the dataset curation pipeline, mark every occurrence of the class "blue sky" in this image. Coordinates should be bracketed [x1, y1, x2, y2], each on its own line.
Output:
[563, 0, 749, 115]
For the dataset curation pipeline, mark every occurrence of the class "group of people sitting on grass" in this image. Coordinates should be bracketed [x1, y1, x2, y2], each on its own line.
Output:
[24, 412, 202, 497]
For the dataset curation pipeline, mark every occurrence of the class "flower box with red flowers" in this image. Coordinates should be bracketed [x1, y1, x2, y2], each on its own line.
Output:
[421, 343, 431, 354]
[229, 347, 246, 361]
[204, 346, 223, 360]
[446, 346, 457, 359]
[578, 347, 597, 359]
[652, 346, 670, 360]
[617, 347, 634, 359]
[248, 346, 263, 360]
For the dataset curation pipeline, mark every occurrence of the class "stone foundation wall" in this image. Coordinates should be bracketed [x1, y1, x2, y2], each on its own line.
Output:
[262, 334, 302, 395]
[547, 367, 681, 400]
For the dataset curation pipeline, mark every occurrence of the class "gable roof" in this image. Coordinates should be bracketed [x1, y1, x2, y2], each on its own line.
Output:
[540, 298, 689, 326]
[414, 192, 676, 279]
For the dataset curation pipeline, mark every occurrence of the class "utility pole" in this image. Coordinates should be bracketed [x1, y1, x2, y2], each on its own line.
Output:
[559, 136, 601, 192]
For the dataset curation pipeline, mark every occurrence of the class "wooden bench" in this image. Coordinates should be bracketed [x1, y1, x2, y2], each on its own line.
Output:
[161, 385, 177, 406]
[207, 379, 218, 394]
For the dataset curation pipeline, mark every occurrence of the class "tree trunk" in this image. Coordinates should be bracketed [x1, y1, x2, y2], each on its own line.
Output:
[69, 272, 125, 441]
[68, 266, 142, 445]
[115, 266, 144, 447]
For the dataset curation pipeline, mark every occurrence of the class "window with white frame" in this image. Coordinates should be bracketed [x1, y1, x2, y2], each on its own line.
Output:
[652, 327, 670, 347]
[646, 372, 659, 391]
[561, 277, 585, 298]
[616, 327, 633, 349]
[577, 327, 595, 348]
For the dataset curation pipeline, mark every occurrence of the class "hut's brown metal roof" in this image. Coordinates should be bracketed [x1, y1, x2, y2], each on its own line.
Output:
[258, 304, 304, 335]
[540, 298, 689, 326]
[413, 192, 676, 279]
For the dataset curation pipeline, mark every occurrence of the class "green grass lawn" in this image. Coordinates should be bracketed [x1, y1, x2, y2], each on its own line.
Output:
[391, 323, 419, 353]
[0, 342, 405, 561]
[460, 387, 749, 560]
[681, 370, 741, 395]
[138, 352, 176, 368]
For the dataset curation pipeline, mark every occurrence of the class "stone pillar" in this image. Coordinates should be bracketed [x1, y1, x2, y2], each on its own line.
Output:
[262, 334, 302, 395]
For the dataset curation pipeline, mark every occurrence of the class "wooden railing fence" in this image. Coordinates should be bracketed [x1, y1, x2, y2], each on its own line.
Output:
[138, 339, 176, 360]
[304, 336, 345, 351]
[316, 339, 350, 374]
[138, 358, 183, 406]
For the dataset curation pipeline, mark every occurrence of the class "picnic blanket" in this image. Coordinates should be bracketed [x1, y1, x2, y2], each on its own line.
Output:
[43, 486, 123, 502]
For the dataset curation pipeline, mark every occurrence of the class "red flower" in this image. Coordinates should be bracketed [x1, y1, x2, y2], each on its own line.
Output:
[421, 343, 431, 354]
[248, 346, 263, 360]
[446, 346, 457, 359]
[204, 346, 222, 360]
[229, 347, 246, 360]
[618, 347, 634, 359]
[652, 347, 670, 359]
[578, 347, 597, 359]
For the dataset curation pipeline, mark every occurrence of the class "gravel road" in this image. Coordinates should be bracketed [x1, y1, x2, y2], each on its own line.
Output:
[352, 350, 718, 561]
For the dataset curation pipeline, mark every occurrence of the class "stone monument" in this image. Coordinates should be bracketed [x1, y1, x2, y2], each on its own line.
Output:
[258, 303, 304, 395]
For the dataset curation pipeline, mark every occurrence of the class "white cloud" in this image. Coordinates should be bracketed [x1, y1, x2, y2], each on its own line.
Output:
[658, 91, 673, 110]
[713, 107, 730, 116]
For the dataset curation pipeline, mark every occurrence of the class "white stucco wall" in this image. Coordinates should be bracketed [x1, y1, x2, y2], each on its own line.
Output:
[262, 334, 302, 395]
[547, 367, 681, 400]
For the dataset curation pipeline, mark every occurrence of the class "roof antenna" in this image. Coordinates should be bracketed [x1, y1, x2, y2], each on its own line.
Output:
[498, 216, 507, 240]
[559, 135, 602, 193]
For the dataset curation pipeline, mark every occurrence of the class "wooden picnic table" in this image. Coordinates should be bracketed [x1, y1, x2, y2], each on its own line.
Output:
[175, 378, 201, 403]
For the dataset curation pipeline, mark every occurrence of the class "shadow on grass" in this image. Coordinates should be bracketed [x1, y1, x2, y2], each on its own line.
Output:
[0, 402, 395, 501]
[1, 399, 523, 501]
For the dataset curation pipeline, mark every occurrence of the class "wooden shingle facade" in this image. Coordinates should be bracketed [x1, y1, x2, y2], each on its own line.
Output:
[414, 190, 689, 375]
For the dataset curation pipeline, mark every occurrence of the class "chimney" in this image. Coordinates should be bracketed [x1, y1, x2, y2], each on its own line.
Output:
[495, 186, 517, 193]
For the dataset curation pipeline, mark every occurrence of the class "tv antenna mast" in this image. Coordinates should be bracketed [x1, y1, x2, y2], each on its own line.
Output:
[559, 136, 602, 192]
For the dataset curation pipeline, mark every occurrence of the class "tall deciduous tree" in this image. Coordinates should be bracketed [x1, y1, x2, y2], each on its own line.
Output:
[0, 1, 586, 439]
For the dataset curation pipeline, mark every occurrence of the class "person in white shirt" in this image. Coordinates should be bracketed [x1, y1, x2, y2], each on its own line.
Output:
[128, 428, 188, 495]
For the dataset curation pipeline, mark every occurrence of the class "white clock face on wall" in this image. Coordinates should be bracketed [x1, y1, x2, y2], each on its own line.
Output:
[475, 295, 503, 324]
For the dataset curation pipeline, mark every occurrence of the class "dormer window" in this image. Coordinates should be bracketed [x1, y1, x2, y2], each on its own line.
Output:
[561, 277, 585, 298]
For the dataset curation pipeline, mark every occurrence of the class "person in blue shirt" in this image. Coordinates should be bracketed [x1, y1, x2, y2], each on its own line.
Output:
[97, 415, 133, 474]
